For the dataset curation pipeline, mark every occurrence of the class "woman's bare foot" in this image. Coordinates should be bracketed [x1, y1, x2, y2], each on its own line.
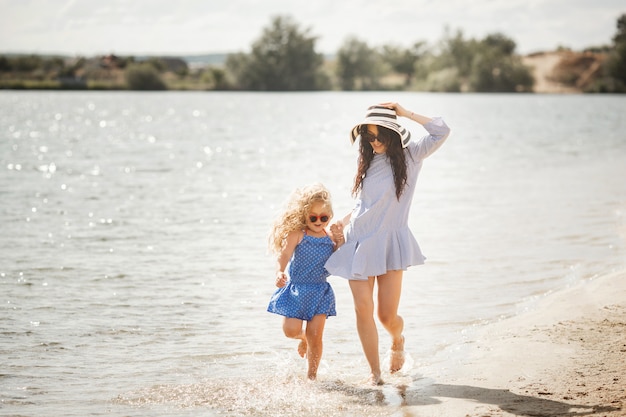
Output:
[390, 335, 405, 373]
[367, 372, 384, 386]
[297, 339, 307, 358]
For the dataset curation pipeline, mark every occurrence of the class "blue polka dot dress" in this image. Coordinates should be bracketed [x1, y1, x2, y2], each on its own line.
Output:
[267, 231, 336, 321]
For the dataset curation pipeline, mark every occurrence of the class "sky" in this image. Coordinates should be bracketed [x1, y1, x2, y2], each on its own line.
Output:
[1, 0, 624, 57]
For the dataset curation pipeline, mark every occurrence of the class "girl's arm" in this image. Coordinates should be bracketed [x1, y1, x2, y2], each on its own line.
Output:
[274, 230, 302, 287]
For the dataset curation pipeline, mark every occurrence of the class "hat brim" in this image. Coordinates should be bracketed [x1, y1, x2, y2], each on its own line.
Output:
[350, 120, 411, 148]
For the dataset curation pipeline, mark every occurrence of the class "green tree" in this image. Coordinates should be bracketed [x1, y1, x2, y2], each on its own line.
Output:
[605, 13, 626, 91]
[201, 67, 231, 90]
[12, 55, 43, 72]
[437, 28, 477, 78]
[41, 56, 65, 74]
[225, 15, 324, 90]
[469, 53, 533, 92]
[381, 42, 426, 86]
[225, 52, 254, 89]
[336, 37, 382, 90]
[416, 29, 532, 92]
[125, 63, 166, 90]
[469, 33, 534, 92]
[421, 28, 478, 91]
[144, 58, 166, 72]
[0, 56, 11, 72]
[482, 33, 516, 55]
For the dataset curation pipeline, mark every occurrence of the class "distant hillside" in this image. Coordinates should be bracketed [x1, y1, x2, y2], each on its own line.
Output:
[522, 50, 606, 93]
[178, 52, 336, 68]
[0, 51, 230, 68]
[1, 49, 608, 92]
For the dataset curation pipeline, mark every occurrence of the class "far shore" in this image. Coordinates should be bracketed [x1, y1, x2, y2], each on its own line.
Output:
[0, 51, 603, 94]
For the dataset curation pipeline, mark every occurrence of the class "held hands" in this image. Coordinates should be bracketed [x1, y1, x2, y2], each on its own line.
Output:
[330, 222, 345, 248]
[275, 271, 287, 288]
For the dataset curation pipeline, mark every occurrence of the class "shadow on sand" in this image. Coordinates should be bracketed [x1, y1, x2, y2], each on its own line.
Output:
[321, 378, 621, 416]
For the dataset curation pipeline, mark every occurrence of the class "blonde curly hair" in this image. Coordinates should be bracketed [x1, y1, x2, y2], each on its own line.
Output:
[268, 183, 334, 255]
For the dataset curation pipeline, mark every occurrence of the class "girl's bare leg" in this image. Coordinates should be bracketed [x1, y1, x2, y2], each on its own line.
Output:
[304, 314, 327, 380]
[377, 270, 405, 372]
[283, 317, 307, 357]
[349, 277, 383, 385]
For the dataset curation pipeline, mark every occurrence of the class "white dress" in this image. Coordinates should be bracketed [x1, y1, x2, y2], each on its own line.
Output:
[325, 117, 450, 280]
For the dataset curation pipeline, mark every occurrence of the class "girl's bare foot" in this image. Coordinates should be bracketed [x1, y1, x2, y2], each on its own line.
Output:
[297, 339, 307, 358]
[390, 335, 405, 373]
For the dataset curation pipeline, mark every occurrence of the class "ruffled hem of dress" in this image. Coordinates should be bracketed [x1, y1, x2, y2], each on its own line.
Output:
[266, 283, 336, 320]
[267, 305, 337, 320]
[266, 308, 337, 321]
[325, 228, 425, 280]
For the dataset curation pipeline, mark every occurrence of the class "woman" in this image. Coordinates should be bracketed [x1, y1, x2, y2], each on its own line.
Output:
[325, 102, 450, 385]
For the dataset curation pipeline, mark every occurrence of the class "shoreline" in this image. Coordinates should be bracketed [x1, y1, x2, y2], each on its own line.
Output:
[412, 270, 626, 416]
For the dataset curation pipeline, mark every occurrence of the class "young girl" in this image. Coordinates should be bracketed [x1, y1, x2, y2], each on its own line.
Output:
[267, 183, 344, 380]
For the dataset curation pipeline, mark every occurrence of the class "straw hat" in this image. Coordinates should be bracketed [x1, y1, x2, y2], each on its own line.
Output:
[350, 105, 411, 148]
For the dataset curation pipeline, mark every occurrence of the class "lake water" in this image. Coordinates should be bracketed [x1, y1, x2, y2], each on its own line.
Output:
[1, 91, 625, 416]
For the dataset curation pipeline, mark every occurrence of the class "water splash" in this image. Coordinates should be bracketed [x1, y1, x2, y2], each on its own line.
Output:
[114, 373, 426, 417]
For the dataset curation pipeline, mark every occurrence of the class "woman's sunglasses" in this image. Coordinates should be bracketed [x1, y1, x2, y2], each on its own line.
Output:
[309, 215, 330, 223]
[362, 131, 382, 143]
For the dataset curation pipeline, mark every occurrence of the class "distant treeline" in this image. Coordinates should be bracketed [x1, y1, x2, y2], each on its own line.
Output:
[1, 14, 625, 93]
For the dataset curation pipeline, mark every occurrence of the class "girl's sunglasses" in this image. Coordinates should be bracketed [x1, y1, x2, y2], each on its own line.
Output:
[309, 215, 330, 223]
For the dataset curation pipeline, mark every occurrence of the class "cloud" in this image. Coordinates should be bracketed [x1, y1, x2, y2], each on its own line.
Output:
[0, 0, 623, 55]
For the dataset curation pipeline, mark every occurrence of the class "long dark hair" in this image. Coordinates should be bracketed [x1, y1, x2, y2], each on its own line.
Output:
[352, 125, 408, 200]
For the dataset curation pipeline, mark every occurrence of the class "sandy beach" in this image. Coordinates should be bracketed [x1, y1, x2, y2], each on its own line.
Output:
[409, 270, 626, 416]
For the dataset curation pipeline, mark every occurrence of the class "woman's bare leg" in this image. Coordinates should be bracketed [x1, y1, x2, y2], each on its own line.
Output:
[305, 314, 326, 380]
[283, 317, 307, 357]
[377, 270, 405, 372]
[349, 277, 383, 384]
